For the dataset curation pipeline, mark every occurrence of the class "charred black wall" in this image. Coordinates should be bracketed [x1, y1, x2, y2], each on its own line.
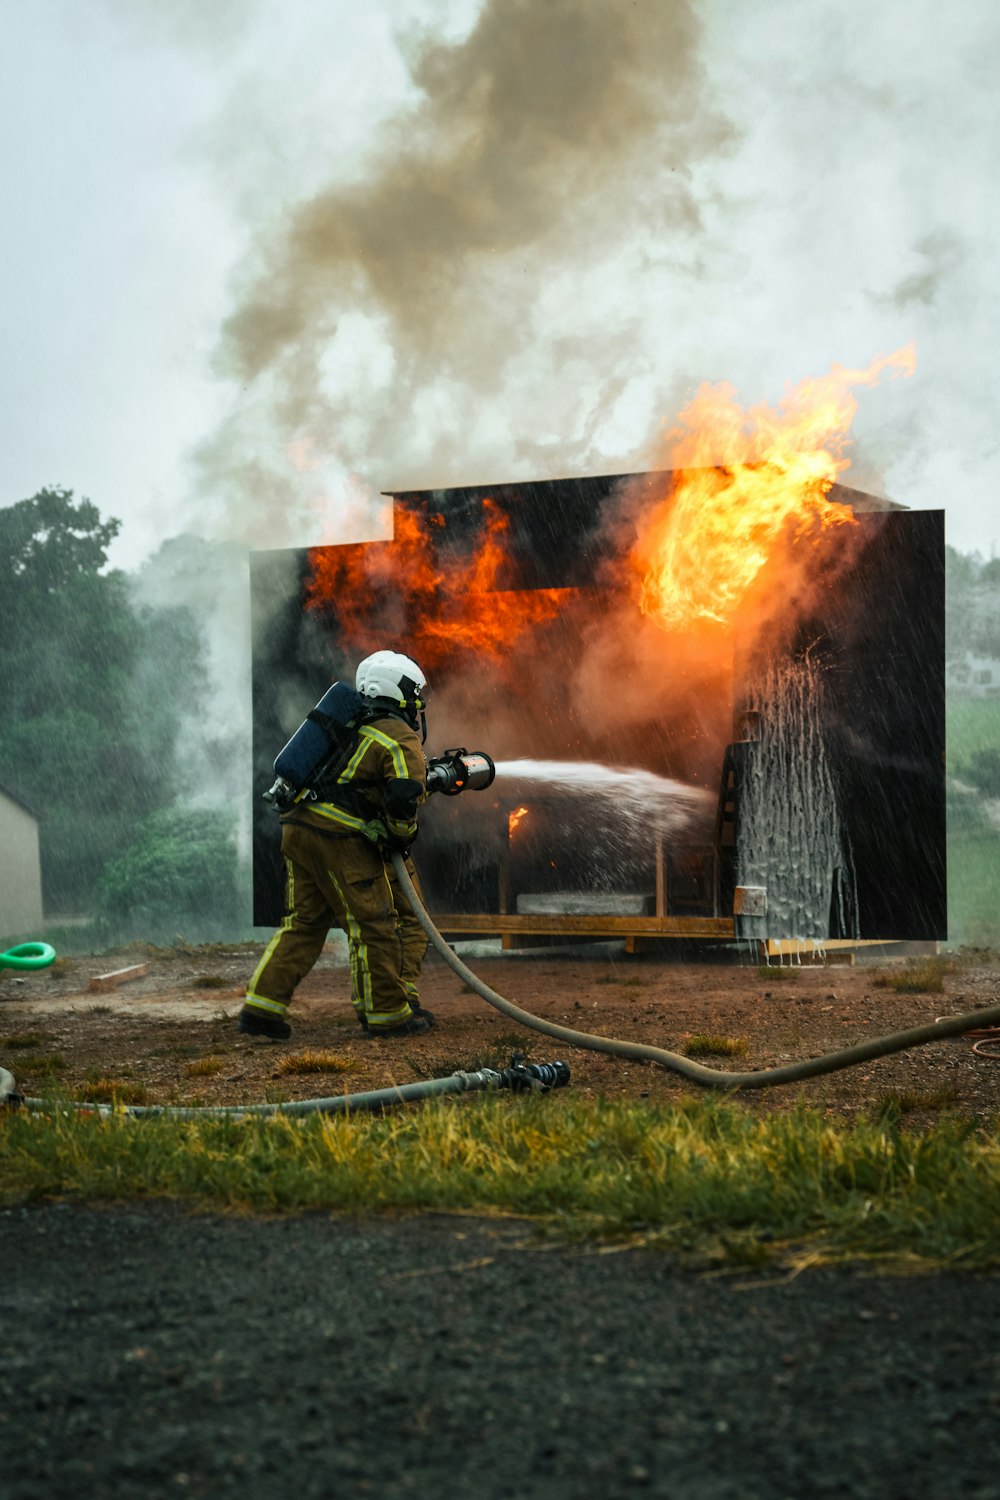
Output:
[817, 509, 946, 939]
[250, 477, 945, 940]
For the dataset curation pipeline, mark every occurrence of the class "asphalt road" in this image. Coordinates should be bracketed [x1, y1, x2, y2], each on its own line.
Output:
[2, 1203, 999, 1499]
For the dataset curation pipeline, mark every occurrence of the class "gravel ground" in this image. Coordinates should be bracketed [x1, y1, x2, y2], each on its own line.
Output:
[2, 1202, 999, 1500]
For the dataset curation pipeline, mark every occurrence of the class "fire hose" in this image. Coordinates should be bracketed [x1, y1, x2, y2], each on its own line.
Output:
[1, 1060, 569, 1118]
[390, 853, 1000, 1092]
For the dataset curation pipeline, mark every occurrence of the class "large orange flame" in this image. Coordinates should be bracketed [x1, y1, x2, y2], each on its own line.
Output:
[631, 344, 916, 630]
[306, 499, 569, 669]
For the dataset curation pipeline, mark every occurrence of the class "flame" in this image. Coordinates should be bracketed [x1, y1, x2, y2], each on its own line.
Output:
[631, 344, 916, 630]
[508, 804, 529, 837]
[306, 499, 569, 668]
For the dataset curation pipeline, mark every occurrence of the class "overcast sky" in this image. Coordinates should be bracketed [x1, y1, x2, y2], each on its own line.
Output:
[2, 0, 998, 572]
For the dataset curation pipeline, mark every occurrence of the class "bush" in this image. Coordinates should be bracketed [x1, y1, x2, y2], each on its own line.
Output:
[957, 748, 1000, 799]
[95, 807, 245, 944]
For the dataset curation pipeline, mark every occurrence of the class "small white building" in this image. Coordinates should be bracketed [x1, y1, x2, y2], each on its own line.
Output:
[946, 652, 1000, 699]
[0, 783, 43, 939]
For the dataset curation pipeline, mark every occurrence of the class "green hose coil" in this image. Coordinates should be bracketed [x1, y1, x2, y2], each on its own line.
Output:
[0, 942, 57, 970]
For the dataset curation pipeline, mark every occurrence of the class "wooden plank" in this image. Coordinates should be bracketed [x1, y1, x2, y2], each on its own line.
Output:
[763, 938, 939, 959]
[432, 914, 735, 938]
[88, 963, 150, 993]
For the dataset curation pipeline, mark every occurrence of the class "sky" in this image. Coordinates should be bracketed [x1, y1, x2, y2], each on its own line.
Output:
[1, 0, 998, 573]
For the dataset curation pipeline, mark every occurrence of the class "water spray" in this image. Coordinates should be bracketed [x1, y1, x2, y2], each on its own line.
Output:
[389, 853, 1000, 1091]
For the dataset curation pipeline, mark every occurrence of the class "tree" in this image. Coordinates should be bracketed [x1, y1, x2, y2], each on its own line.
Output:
[0, 488, 203, 912]
[94, 807, 244, 944]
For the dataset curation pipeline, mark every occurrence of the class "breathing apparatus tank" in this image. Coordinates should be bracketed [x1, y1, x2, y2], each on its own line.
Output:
[263, 681, 365, 813]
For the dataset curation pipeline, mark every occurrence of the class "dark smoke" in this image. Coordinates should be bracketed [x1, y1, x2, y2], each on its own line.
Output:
[201, 0, 735, 540]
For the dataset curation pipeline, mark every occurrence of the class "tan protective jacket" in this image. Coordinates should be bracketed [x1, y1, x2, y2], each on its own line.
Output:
[286, 713, 427, 845]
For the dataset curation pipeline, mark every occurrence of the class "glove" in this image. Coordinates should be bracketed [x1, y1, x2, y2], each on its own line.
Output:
[381, 831, 415, 860]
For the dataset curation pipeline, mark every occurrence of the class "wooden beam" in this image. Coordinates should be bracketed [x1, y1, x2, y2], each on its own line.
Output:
[87, 963, 150, 993]
[432, 913, 735, 938]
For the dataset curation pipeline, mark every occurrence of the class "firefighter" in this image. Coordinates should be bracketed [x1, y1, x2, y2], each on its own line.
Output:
[238, 650, 433, 1041]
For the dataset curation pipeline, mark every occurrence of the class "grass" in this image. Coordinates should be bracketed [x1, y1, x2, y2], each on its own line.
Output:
[876, 1086, 962, 1117]
[684, 1034, 749, 1058]
[947, 695, 1000, 948]
[875, 957, 952, 994]
[948, 827, 1000, 949]
[274, 1049, 359, 1077]
[408, 1031, 537, 1079]
[2, 1095, 999, 1270]
[3, 1032, 57, 1050]
[948, 696, 1000, 762]
[12, 1053, 67, 1077]
[756, 965, 792, 981]
[72, 1079, 153, 1106]
[191, 975, 231, 990]
[184, 1055, 226, 1078]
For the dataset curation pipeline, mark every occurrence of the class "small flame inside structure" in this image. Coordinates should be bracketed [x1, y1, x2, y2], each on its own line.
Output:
[630, 344, 916, 633]
[305, 498, 570, 669]
[508, 804, 529, 838]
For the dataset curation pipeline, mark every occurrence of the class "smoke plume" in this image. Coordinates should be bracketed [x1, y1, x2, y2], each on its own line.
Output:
[199, 0, 734, 547]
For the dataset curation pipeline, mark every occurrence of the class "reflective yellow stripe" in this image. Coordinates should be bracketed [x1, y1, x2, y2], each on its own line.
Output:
[244, 994, 288, 1017]
[309, 801, 368, 830]
[246, 860, 294, 1008]
[338, 725, 409, 783]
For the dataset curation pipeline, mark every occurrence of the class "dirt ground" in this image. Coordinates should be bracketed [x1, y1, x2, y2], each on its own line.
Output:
[4, 944, 1000, 1499]
[2, 939, 999, 1120]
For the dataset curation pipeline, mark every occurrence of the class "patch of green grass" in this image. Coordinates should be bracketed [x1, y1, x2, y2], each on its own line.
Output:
[684, 1034, 749, 1058]
[13, 1053, 67, 1077]
[3, 1032, 56, 1050]
[876, 1086, 962, 1118]
[2, 1097, 998, 1270]
[73, 1079, 153, 1106]
[85, 1064, 135, 1082]
[948, 696, 1000, 762]
[408, 1031, 536, 1079]
[948, 827, 1000, 949]
[875, 957, 951, 994]
[756, 965, 792, 980]
[274, 1050, 359, 1077]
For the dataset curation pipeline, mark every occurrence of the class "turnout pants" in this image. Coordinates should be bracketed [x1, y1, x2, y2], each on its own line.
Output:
[246, 820, 428, 1031]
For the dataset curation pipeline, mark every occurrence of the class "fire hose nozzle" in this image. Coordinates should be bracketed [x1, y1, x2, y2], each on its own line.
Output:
[426, 749, 496, 797]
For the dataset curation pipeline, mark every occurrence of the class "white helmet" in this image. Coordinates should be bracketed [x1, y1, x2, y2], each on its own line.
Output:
[355, 650, 428, 713]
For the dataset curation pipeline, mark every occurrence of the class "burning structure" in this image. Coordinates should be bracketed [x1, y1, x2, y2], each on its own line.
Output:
[251, 469, 945, 951]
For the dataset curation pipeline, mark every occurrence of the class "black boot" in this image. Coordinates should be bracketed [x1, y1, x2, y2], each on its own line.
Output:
[372, 1007, 436, 1038]
[238, 1006, 291, 1041]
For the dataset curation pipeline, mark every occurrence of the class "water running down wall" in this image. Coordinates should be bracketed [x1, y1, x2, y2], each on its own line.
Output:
[735, 653, 859, 942]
